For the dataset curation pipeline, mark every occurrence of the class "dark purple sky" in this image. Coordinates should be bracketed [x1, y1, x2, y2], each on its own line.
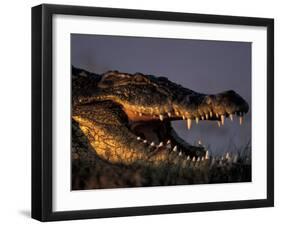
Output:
[71, 34, 251, 155]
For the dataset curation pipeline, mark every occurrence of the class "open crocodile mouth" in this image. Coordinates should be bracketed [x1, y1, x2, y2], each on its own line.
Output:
[123, 104, 247, 158]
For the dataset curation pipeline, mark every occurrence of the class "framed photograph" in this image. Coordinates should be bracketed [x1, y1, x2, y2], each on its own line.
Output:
[32, 4, 274, 221]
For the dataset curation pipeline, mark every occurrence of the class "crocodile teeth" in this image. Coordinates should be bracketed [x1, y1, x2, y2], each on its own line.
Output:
[187, 119, 192, 130]
[201, 115, 205, 120]
[226, 152, 230, 159]
[137, 137, 141, 141]
[217, 121, 221, 127]
[221, 115, 225, 125]
[210, 111, 213, 117]
[197, 157, 201, 162]
[173, 146, 178, 152]
[233, 154, 238, 163]
[187, 156, 190, 160]
[159, 114, 164, 121]
[205, 150, 209, 159]
[182, 115, 186, 120]
[239, 116, 243, 125]
[205, 114, 209, 120]
[158, 142, 163, 147]
[192, 157, 196, 162]
[166, 140, 171, 149]
[196, 117, 199, 124]
[211, 158, 216, 166]
[178, 151, 182, 156]
[167, 112, 172, 117]
[229, 114, 233, 121]
[150, 142, 155, 146]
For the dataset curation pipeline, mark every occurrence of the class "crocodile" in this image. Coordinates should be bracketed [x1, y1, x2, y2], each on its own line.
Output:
[71, 66, 251, 189]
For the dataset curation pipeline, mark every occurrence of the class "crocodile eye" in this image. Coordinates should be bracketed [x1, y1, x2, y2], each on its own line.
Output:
[134, 74, 147, 82]
[98, 71, 131, 87]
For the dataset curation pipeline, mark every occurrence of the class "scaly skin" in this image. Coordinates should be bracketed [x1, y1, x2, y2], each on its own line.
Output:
[71, 119, 251, 190]
[72, 66, 249, 166]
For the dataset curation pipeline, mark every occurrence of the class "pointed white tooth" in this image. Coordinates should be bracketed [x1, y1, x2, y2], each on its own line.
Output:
[205, 114, 209, 119]
[239, 116, 243, 125]
[233, 154, 238, 163]
[196, 117, 199, 124]
[187, 118, 192, 130]
[173, 146, 178, 152]
[227, 157, 232, 163]
[187, 156, 190, 160]
[217, 121, 221, 127]
[159, 114, 164, 121]
[178, 151, 182, 156]
[216, 113, 219, 118]
[192, 157, 196, 162]
[201, 157, 205, 161]
[166, 140, 171, 149]
[158, 142, 163, 147]
[143, 140, 147, 144]
[210, 111, 213, 117]
[201, 115, 205, 120]
[182, 115, 186, 120]
[168, 112, 172, 117]
[229, 114, 233, 121]
[210, 158, 215, 166]
[137, 137, 141, 140]
[197, 157, 201, 162]
[226, 152, 230, 160]
[205, 150, 209, 159]
[198, 140, 202, 145]
[150, 142, 155, 146]
[221, 115, 225, 125]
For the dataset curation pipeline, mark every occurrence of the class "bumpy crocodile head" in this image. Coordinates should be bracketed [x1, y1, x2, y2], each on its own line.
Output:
[72, 67, 249, 167]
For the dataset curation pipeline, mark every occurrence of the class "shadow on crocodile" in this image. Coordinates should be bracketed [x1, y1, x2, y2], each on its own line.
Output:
[71, 66, 251, 190]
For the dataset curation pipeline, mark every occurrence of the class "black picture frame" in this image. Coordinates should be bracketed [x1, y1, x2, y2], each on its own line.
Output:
[32, 4, 274, 222]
